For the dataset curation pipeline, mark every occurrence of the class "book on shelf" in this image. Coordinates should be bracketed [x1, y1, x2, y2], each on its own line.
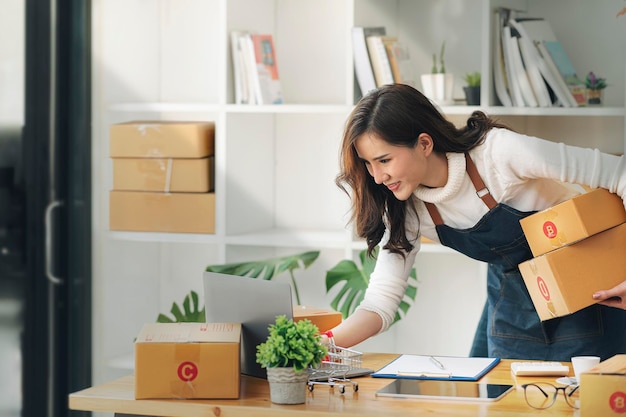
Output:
[542, 40, 586, 106]
[500, 25, 524, 107]
[230, 31, 248, 104]
[382, 37, 413, 86]
[502, 24, 537, 107]
[352, 26, 386, 95]
[366, 35, 395, 87]
[508, 19, 553, 107]
[492, 8, 512, 107]
[250, 33, 283, 104]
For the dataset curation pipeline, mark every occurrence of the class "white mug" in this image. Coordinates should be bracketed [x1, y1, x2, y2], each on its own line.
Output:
[571, 356, 600, 384]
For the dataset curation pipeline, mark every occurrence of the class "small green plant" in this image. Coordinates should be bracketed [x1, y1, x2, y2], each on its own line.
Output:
[431, 40, 446, 73]
[256, 315, 328, 372]
[206, 251, 320, 305]
[585, 71, 607, 90]
[463, 71, 481, 87]
[157, 290, 205, 323]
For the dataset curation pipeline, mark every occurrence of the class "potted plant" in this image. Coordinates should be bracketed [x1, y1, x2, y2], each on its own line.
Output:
[584, 71, 607, 105]
[420, 41, 454, 105]
[256, 315, 328, 404]
[462, 71, 481, 105]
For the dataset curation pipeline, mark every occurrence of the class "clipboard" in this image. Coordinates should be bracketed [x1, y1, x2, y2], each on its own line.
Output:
[371, 355, 500, 381]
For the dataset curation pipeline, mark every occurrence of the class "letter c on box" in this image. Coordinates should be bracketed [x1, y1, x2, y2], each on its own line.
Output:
[177, 361, 198, 382]
[537, 276, 551, 301]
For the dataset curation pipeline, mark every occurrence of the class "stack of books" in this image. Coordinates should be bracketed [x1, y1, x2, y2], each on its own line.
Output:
[493, 8, 586, 108]
[351, 26, 413, 97]
[230, 31, 283, 105]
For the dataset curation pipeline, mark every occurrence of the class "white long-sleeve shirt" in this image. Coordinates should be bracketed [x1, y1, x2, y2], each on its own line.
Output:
[357, 127, 626, 331]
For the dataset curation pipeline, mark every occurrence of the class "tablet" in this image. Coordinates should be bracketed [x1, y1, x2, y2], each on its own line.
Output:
[375, 379, 514, 402]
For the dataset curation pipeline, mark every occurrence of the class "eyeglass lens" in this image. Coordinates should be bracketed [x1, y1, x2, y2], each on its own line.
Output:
[523, 382, 580, 410]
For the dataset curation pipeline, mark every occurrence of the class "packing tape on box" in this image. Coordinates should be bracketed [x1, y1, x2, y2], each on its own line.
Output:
[164, 158, 173, 193]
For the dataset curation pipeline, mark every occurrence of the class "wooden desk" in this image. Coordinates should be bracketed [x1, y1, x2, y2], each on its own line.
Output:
[69, 354, 578, 417]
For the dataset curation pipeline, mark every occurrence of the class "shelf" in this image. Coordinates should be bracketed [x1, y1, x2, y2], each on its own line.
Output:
[108, 231, 220, 244]
[441, 105, 625, 117]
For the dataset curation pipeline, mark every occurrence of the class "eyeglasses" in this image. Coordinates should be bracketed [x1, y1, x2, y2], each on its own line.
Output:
[521, 382, 580, 410]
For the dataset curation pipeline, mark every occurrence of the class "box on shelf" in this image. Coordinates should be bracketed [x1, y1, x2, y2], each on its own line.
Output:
[293, 305, 342, 333]
[520, 188, 626, 257]
[580, 354, 626, 416]
[112, 156, 214, 193]
[110, 121, 215, 158]
[135, 322, 241, 399]
[109, 191, 215, 234]
[518, 223, 626, 321]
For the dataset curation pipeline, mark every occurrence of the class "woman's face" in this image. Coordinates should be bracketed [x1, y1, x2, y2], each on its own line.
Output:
[355, 132, 436, 201]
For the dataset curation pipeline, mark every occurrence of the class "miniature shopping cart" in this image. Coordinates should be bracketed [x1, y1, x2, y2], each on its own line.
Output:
[307, 344, 363, 393]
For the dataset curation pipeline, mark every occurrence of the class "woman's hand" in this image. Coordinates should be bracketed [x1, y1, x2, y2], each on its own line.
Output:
[593, 280, 626, 310]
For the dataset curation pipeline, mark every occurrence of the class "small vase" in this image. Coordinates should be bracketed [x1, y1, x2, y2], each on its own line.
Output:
[463, 86, 480, 105]
[586, 88, 603, 105]
[420, 73, 454, 106]
[266, 367, 309, 404]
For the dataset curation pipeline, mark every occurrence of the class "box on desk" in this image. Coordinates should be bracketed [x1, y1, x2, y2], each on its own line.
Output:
[109, 191, 215, 233]
[112, 156, 214, 193]
[135, 322, 241, 399]
[519, 223, 626, 321]
[110, 121, 215, 158]
[293, 306, 342, 333]
[580, 354, 626, 416]
[520, 188, 626, 257]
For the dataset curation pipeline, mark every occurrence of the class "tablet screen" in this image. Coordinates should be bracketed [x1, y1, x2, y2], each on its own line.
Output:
[375, 379, 514, 402]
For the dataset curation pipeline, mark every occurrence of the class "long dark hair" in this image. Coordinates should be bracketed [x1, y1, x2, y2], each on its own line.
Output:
[336, 84, 510, 257]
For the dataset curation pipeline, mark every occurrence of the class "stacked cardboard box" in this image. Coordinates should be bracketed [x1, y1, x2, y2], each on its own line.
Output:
[518, 188, 626, 321]
[580, 354, 626, 416]
[109, 121, 216, 233]
[293, 305, 343, 333]
[135, 322, 241, 399]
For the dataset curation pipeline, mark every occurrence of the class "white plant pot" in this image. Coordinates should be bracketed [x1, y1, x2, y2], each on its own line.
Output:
[266, 367, 309, 404]
[420, 73, 454, 106]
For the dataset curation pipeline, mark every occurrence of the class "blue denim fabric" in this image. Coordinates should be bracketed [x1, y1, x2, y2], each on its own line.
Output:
[434, 203, 626, 362]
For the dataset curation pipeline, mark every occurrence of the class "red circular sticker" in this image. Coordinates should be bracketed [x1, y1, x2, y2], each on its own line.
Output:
[177, 361, 198, 382]
[537, 276, 551, 301]
[542, 221, 558, 239]
[609, 391, 626, 413]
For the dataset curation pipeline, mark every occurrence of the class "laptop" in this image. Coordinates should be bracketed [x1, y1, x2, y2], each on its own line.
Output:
[203, 271, 294, 379]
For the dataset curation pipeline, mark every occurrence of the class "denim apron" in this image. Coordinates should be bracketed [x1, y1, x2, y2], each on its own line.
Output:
[424, 154, 626, 361]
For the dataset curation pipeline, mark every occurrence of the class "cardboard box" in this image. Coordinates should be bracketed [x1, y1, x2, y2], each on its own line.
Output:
[112, 156, 214, 192]
[519, 223, 626, 321]
[135, 322, 241, 399]
[293, 305, 342, 333]
[110, 121, 215, 158]
[109, 191, 215, 233]
[580, 354, 626, 416]
[520, 188, 626, 257]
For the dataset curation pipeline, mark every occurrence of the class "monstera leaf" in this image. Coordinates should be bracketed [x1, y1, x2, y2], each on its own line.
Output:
[325, 247, 418, 325]
[157, 290, 206, 323]
[205, 251, 320, 305]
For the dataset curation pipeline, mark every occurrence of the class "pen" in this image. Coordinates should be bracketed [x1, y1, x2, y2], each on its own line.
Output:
[429, 356, 446, 370]
[396, 371, 453, 378]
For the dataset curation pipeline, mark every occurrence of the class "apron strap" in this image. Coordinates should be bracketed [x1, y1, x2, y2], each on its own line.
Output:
[424, 153, 497, 226]
[465, 153, 498, 210]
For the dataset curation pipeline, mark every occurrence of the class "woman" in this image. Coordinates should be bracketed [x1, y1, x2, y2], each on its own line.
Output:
[324, 84, 626, 361]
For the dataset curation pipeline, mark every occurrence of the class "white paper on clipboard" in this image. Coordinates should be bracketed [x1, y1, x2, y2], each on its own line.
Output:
[371, 355, 500, 381]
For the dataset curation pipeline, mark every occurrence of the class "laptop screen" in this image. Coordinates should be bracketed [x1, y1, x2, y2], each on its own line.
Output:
[203, 271, 293, 379]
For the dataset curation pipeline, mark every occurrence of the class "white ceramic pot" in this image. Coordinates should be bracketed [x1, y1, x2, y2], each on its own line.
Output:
[266, 367, 309, 404]
[420, 73, 454, 105]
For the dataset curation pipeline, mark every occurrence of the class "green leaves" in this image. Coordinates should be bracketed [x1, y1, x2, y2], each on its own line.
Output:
[325, 248, 418, 325]
[206, 251, 320, 305]
[156, 290, 206, 323]
[256, 315, 328, 371]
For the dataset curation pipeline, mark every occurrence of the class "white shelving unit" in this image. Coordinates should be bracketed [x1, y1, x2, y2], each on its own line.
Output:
[91, 0, 625, 386]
